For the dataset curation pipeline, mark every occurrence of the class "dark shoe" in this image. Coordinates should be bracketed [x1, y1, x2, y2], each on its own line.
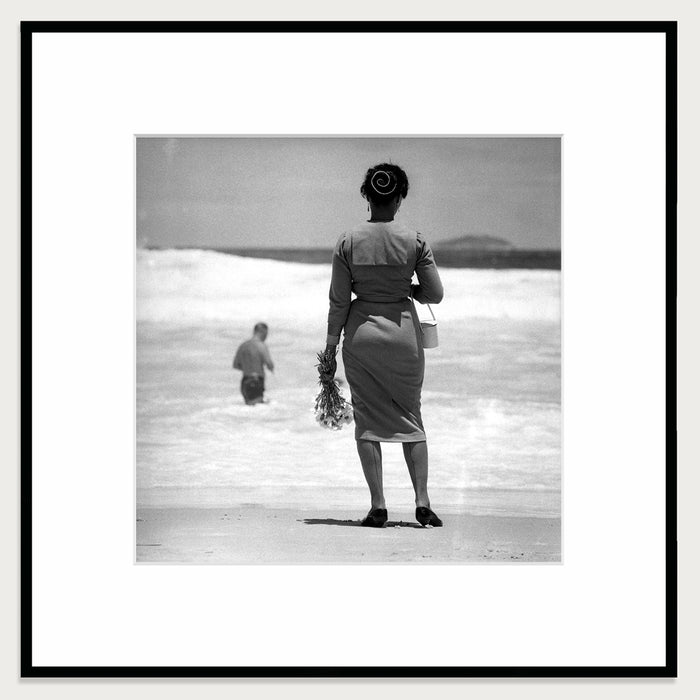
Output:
[361, 508, 388, 528]
[416, 506, 443, 527]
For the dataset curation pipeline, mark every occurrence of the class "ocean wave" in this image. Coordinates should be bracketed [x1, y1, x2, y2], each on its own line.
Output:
[137, 248, 560, 323]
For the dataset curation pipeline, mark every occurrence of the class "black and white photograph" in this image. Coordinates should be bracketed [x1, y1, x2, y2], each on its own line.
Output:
[136, 136, 561, 563]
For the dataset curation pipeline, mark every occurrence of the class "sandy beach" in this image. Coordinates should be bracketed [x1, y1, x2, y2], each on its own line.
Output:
[136, 505, 560, 564]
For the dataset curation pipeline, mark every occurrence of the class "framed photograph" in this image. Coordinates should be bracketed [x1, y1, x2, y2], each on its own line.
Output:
[22, 21, 676, 676]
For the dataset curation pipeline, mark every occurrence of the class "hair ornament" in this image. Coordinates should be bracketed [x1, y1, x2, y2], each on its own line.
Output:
[370, 170, 397, 196]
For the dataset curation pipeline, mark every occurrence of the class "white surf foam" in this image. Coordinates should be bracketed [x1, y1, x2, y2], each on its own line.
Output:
[137, 248, 560, 324]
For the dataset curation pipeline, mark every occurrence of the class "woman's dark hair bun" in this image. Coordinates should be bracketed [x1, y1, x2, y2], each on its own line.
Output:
[360, 163, 409, 204]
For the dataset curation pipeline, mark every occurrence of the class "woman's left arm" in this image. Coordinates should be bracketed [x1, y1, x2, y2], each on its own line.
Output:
[326, 233, 352, 347]
[412, 233, 444, 304]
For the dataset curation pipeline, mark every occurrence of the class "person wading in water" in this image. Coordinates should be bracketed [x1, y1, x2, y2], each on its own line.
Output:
[233, 322, 274, 405]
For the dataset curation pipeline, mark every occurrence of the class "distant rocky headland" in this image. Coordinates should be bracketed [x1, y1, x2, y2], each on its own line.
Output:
[429, 235, 559, 268]
[432, 234, 515, 251]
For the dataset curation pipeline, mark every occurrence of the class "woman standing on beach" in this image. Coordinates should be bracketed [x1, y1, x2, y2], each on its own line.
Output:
[324, 164, 444, 528]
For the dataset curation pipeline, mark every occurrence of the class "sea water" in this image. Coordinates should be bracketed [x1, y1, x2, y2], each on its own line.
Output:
[137, 249, 560, 517]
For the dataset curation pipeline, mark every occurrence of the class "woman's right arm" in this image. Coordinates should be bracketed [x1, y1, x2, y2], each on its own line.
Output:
[411, 233, 444, 304]
[326, 233, 352, 347]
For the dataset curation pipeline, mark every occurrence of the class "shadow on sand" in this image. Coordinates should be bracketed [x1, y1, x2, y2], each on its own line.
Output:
[299, 518, 423, 529]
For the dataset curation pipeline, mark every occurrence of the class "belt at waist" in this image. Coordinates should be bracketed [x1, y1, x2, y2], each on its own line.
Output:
[354, 296, 408, 303]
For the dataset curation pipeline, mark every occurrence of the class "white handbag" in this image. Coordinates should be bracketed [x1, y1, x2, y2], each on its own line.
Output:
[419, 303, 439, 349]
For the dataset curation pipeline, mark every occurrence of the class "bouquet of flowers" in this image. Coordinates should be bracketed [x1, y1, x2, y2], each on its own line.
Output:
[313, 350, 354, 430]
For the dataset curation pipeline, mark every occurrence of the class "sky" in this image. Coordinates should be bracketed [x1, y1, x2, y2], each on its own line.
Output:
[136, 137, 560, 250]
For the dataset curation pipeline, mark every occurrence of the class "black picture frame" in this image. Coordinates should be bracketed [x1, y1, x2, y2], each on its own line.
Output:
[20, 19, 677, 678]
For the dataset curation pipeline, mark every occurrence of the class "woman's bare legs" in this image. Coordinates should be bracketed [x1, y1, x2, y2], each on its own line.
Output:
[357, 439, 385, 510]
[403, 441, 430, 508]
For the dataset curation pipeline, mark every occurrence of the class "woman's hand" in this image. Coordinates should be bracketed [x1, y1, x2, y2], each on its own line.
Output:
[318, 345, 337, 383]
